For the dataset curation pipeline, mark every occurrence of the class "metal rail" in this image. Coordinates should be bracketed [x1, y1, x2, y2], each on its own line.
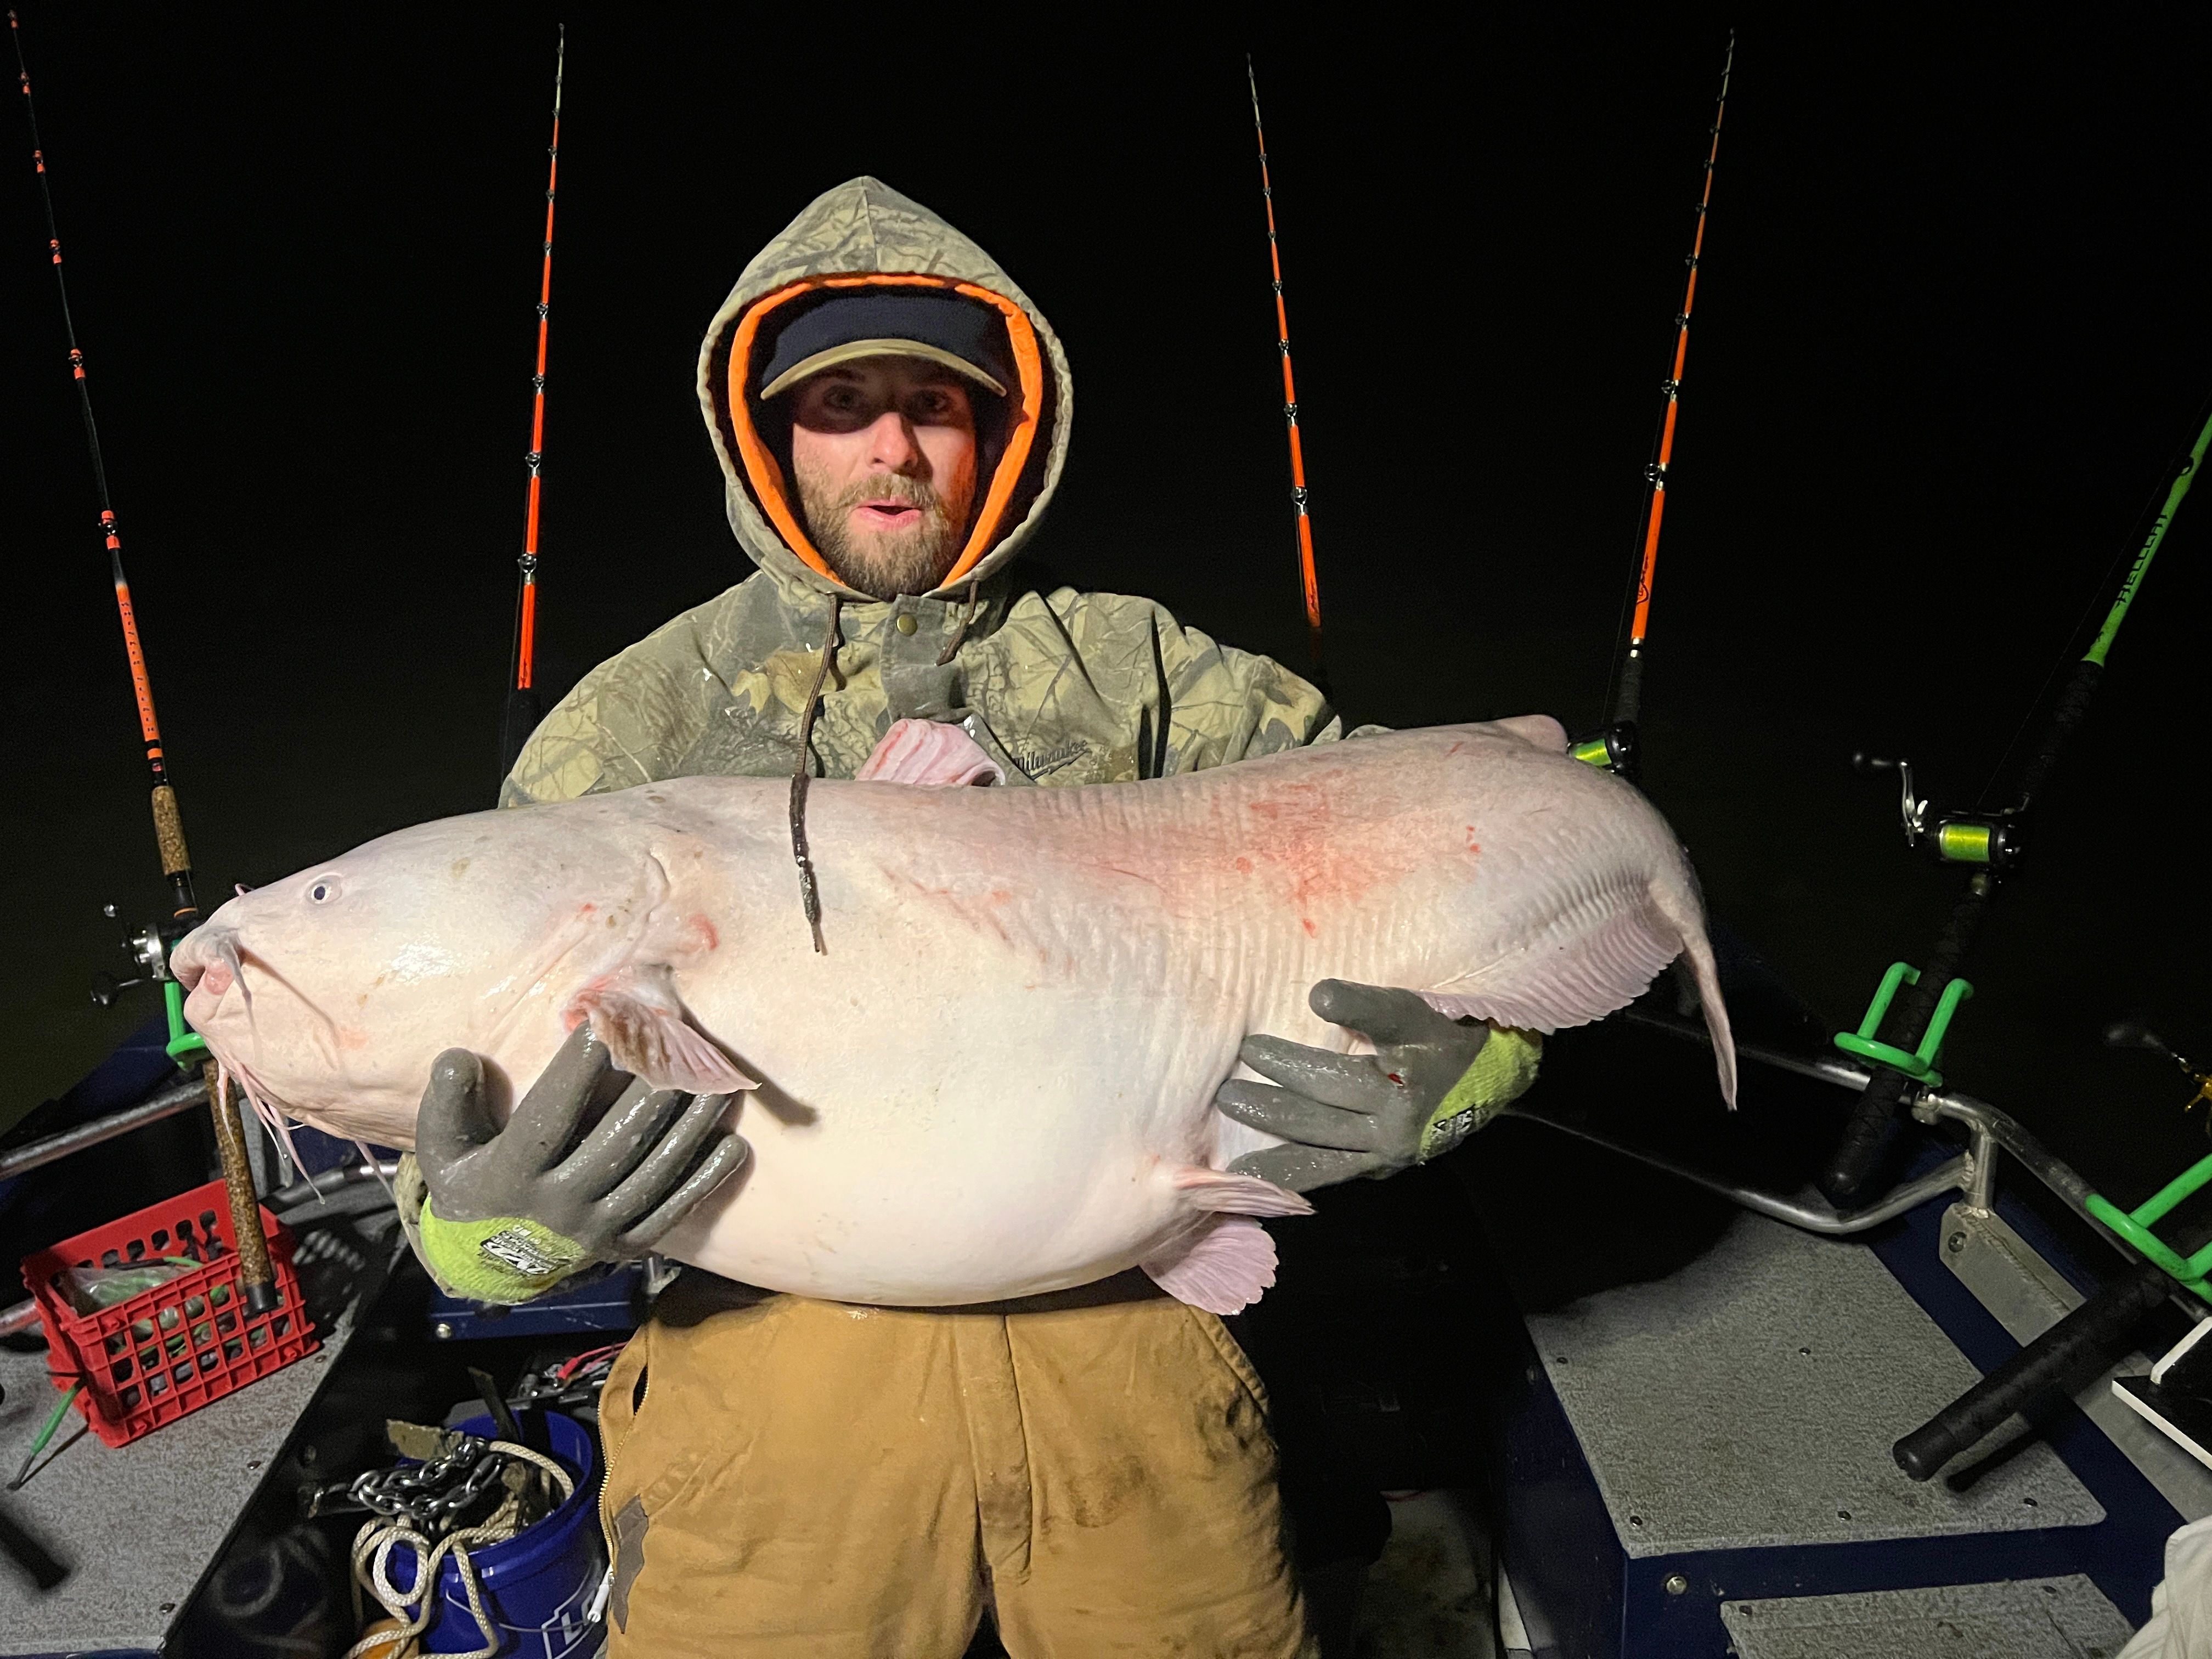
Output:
[0, 1076, 206, 1183]
[1587, 1011, 2129, 1263]
[269, 1160, 399, 1211]
[1511, 1102, 1973, 1237]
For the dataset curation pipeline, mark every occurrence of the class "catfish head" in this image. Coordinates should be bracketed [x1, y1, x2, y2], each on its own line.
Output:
[171, 805, 749, 1147]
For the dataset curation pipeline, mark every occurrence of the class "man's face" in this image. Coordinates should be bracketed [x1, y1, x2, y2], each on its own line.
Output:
[788, 357, 980, 600]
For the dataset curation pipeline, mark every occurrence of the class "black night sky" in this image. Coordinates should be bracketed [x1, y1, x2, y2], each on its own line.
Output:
[4, 12, 2210, 1209]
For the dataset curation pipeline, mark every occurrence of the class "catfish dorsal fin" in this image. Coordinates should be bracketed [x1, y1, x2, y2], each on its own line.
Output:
[565, 964, 754, 1094]
[1489, 714, 1569, 754]
[856, 719, 1005, 787]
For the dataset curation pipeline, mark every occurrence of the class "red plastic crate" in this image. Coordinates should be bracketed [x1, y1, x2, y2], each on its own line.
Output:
[21, 1177, 318, 1448]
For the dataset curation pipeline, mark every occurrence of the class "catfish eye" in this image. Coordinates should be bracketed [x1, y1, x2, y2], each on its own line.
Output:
[306, 876, 341, 904]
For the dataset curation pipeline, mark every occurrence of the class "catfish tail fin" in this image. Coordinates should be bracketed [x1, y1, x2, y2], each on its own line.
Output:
[1649, 870, 1738, 1108]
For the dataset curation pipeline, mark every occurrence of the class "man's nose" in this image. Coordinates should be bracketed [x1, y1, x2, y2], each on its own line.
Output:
[864, 410, 923, 473]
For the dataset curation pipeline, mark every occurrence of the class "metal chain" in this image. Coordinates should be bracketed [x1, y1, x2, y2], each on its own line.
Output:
[340, 1439, 573, 1659]
[342, 1433, 510, 1531]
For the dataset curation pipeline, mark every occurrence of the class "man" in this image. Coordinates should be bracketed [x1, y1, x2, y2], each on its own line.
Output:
[397, 178, 1541, 1657]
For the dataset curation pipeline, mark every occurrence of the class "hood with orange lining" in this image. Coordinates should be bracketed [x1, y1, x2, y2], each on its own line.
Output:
[697, 177, 1073, 602]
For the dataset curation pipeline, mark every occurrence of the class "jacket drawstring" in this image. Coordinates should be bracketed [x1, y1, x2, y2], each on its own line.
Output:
[935, 580, 982, 667]
[789, 594, 843, 953]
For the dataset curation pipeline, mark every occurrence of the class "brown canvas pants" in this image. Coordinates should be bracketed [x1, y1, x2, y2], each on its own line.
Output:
[597, 1271, 1314, 1658]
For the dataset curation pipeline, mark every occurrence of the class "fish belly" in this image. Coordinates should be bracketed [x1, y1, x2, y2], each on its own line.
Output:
[659, 971, 1265, 1303]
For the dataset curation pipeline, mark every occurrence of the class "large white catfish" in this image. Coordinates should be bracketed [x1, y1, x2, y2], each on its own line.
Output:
[173, 718, 1735, 1313]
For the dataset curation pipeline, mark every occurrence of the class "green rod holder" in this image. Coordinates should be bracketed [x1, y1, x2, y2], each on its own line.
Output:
[2086, 1153, 2212, 1302]
[163, 978, 208, 1069]
[1833, 962, 1974, 1087]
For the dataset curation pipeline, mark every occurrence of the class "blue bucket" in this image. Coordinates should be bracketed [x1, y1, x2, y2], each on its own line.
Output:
[385, 1410, 607, 1658]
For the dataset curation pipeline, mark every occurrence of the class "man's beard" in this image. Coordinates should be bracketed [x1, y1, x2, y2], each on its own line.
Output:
[797, 469, 973, 600]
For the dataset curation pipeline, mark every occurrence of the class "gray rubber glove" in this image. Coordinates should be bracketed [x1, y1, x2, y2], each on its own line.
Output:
[411, 1023, 748, 1302]
[1217, 979, 1498, 1193]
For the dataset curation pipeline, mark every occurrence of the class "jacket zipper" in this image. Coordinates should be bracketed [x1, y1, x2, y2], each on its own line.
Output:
[598, 1345, 645, 1570]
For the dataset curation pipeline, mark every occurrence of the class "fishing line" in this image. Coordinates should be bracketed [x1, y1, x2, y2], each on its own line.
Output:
[1602, 30, 1734, 739]
[500, 24, 565, 783]
[10, 8, 280, 1311]
[1246, 56, 1327, 690]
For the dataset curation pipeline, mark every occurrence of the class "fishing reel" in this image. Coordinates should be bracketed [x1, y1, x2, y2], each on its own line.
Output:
[1570, 721, 1641, 778]
[1852, 753, 2025, 870]
[89, 900, 173, 1009]
[89, 902, 209, 1074]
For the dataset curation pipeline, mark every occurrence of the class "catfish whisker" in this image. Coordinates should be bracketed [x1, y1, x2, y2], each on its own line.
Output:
[224, 1058, 325, 1200]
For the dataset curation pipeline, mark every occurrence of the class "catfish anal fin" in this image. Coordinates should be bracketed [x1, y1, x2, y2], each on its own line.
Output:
[1143, 1216, 1279, 1314]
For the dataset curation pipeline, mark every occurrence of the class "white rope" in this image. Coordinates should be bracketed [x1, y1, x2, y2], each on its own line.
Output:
[341, 1441, 574, 1659]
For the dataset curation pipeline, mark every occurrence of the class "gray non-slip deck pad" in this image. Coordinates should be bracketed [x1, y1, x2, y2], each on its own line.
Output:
[0, 1224, 399, 1656]
[1719, 1576, 2134, 1659]
[1522, 1211, 2102, 1555]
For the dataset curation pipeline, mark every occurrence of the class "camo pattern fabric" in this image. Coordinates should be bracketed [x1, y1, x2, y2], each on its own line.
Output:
[504, 176, 1339, 805]
[502, 577, 1340, 803]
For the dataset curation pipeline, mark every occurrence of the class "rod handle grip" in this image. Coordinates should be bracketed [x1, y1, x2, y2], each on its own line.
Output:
[2017, 658, 2102, 808]
[1893, 1261, 2170, 1481]
[150, 784, 190, 879]
[1820, 1066, 1911, 1203]
[1612, 650, 1646, 731]
[0, 1497, 70, 1590]
[204, 1060, 278, 1300]
[1822, 878, 1993, 1203]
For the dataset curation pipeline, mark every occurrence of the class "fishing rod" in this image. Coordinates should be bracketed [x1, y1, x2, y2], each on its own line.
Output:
[9, 10, 279, 1311]
[1246, 55, 1327, 690]
[1576, 31, 1736, 781]
[1883, 431, 2212, 1479]
[1822, 397, 2212, 1210]
[500, 24, 565, 783]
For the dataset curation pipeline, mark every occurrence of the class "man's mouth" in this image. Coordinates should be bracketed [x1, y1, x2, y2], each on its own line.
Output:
[852, 500, 924, 531]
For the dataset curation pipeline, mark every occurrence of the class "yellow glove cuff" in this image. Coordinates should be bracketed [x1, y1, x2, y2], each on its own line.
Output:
[416, 1204, 592, 1305]
[1420, 1026, 1543, 1161]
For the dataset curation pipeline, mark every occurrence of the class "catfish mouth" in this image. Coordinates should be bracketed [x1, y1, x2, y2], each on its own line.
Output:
[179, 960, 336, 1182]
[173, 926, 244, 998]
[173, 926, 337, 1123]
[171, 931, 283, 1111]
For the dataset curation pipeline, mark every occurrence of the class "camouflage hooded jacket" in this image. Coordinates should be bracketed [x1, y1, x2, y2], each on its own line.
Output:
[501, 176, 1341, 807]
